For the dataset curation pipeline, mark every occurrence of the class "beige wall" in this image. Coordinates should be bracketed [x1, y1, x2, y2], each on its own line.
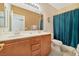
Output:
[55, 3, 79, 15]
[39, 3, 58, 33]
[39, 3, 58, 38]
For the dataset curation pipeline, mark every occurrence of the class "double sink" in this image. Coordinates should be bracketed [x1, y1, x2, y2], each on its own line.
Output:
[0, 31, 44, 41]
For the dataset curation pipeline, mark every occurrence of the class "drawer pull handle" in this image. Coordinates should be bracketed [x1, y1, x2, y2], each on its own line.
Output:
[0, 43, 5, 51]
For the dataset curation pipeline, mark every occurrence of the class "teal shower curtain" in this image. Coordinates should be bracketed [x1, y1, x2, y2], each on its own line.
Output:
[53, 9, 79, 48]
[70, 9, 79, 47]
[53, 15, 60, 40]
[64, 12, 72, 46]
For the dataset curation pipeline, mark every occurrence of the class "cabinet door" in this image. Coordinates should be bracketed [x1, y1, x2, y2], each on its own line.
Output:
[0, 39, 31, 56]
[41, 35, 51, 56]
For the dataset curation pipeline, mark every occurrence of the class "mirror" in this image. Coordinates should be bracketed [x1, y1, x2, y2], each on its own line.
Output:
[11, 4, 42, 31]
[0, 3, 43, 34]
[0, 3, 5, 33]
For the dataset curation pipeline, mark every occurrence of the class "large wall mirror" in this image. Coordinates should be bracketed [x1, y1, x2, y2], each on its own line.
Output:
[0, 3, 43, 34]
[11, 4, 42, 31]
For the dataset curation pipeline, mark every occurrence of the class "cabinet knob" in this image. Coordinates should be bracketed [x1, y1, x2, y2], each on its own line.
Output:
[0, 43, 5, 51]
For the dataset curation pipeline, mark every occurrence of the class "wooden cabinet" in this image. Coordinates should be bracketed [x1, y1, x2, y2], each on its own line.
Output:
[32, 44, 40, 51]
[0, 39, 31, 56]
[0, 34, 51, 56]
[32, 49, 41, 56]
[31, 37, 40, 45]
[31, 36, 41, 56]
[41, 35, 51, 56]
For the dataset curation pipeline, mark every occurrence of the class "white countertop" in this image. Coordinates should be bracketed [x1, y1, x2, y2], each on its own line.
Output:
[0, 30, 51, 41]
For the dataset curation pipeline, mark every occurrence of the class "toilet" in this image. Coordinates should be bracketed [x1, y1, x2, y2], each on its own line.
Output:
[52, 39, 62, 46]
[76, 44, 79, 56]
[51, 39, 63, 55]
[61, 45, 77, 56]
[51, 39, 77, 56]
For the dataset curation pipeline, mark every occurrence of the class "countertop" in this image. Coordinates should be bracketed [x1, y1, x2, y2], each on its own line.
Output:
[0, 30, 51, 41]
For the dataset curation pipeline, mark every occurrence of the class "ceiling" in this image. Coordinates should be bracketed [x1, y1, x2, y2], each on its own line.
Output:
[49, 3, 72, 9]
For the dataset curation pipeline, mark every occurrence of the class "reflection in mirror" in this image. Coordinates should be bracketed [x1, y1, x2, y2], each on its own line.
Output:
[11, 4, 42, 32]
[11, 5, 26, 32]
[0, 11, 4, 27]
[0, 3, 12, 34]
[0, 3, 43, 34]
[0, 3, 5, 33]
[11, 13, 25, 32]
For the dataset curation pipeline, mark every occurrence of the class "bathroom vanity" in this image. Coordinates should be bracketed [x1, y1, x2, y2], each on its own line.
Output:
[0, 31, 51, 56]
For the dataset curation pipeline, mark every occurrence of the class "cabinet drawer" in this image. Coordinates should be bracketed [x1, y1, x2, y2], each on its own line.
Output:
[32, 49, 40, 56]
[31, 38, 40, 45]
[32, 44, 40, 51]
